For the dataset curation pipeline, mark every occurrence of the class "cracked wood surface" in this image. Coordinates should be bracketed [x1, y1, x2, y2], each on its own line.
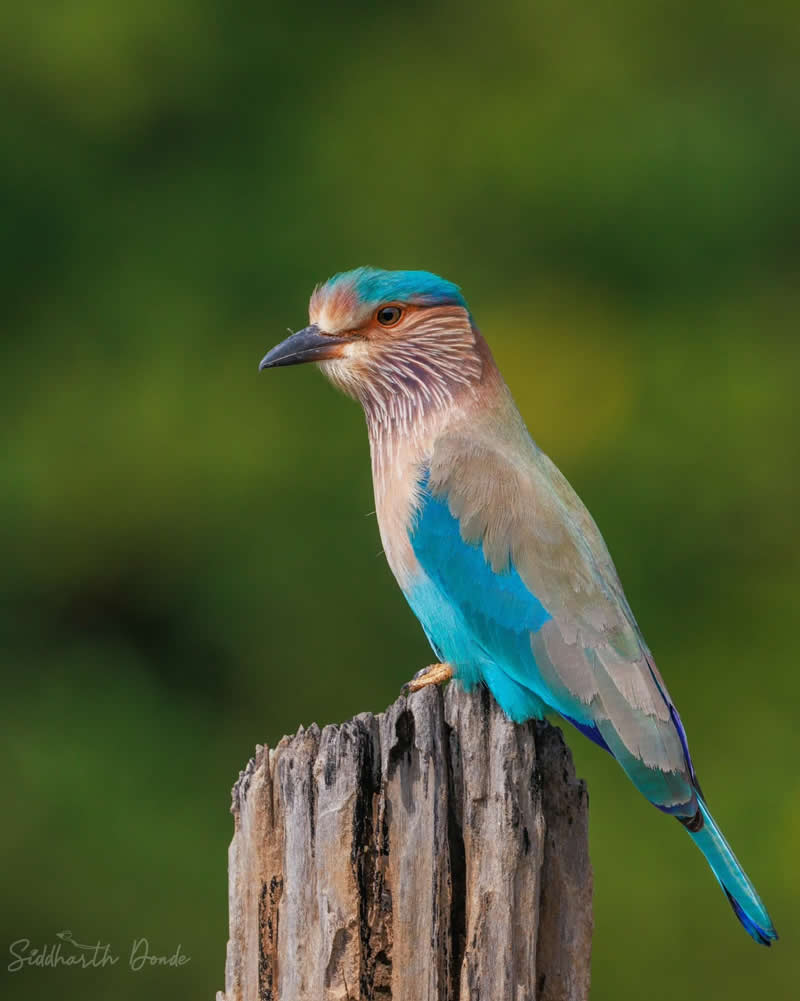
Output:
[217, 683, 592, 1001]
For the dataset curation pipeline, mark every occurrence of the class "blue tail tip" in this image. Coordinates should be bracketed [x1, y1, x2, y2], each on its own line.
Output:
[724, 888, 778, 946]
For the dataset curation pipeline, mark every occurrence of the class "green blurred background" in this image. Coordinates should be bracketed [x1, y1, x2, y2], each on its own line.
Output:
[1, 2, 798, 998]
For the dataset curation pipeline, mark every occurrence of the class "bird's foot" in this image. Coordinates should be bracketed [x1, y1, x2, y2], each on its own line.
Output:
[403, 662, 454, 695]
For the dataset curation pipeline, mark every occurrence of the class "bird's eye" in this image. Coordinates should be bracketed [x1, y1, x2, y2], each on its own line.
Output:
[376, 305, 403, 327]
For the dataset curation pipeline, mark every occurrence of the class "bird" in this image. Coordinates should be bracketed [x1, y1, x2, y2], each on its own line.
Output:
[259, 266, 777, 945]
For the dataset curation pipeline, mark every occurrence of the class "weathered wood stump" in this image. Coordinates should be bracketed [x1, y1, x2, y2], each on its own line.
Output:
[217, 683, 592, 1001]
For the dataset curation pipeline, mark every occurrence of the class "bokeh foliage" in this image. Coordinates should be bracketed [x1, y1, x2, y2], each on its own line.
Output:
[1, 3, 798, 999]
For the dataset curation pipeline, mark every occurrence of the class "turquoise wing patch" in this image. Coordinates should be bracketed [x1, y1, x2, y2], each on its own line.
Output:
[404, 478, 552, 721]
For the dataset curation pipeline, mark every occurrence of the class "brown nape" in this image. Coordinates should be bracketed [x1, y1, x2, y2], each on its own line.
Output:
[470, 325, 504, 387]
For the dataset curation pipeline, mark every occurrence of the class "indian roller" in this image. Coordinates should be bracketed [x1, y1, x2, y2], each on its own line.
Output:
[259, 267, 777, 945]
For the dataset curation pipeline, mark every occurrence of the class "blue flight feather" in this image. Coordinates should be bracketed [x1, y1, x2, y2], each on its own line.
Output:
[560, 712, 611, 752]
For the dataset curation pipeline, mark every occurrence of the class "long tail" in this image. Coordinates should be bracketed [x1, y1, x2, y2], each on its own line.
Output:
[686, 799, 777, 945]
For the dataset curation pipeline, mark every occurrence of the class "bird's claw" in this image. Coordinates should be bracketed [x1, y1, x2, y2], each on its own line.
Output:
[402, 662, 454, 695]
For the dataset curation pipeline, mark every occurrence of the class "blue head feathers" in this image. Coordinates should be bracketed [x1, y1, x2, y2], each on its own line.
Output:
[322, 267, 467, 310]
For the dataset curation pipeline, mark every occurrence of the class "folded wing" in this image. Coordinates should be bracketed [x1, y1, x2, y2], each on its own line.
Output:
[411, 426, 697, 815]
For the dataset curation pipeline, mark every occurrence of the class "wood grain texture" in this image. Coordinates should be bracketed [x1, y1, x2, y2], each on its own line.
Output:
[217, 683, 592, 1001]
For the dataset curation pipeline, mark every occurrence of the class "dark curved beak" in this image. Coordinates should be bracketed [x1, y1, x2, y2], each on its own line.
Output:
[258, 325, 351, 370]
